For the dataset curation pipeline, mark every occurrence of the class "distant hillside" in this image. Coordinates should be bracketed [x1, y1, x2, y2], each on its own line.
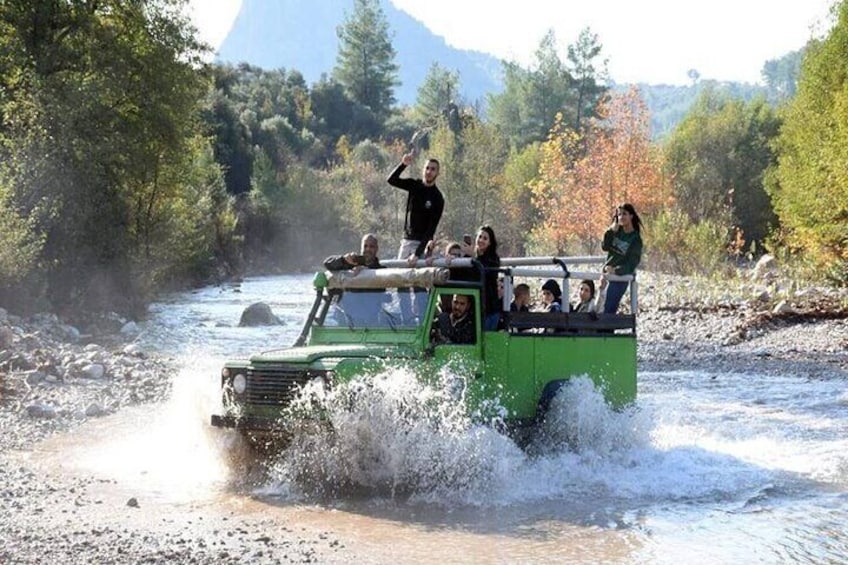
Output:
[218, 0, 792, 138]
[622, 80, 770, 140]
[216, 0, 503, 106]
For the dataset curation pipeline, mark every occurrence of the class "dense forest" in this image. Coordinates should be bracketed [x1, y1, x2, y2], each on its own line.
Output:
[0, 0, 845, 318]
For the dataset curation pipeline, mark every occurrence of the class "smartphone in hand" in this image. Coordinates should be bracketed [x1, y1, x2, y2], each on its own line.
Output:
[463, 234, 472, 245]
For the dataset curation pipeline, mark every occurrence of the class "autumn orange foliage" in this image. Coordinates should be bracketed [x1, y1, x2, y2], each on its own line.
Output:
[530, 87, 673, 254]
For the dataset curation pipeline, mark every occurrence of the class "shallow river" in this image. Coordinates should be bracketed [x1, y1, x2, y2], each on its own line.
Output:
[37, 275, 848, 562]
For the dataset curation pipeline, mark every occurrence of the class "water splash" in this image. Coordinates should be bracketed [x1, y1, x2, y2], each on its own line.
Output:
[532, 376, 652, 458]
[62, 354, 250, 502]
[258, 369, 656, 507]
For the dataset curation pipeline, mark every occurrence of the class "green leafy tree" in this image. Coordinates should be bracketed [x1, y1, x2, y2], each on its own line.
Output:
[0, 177, 44, 305]
[768, 1, 848, 278]
[489, 28, 608, 148]
[524, 30, 572, 142]
[664, 88, 779, 250]
[567, 27, 609, 132]
[310, 75, 379, 149]
[489, 30, 572, 148]
[501, 143, 542, 256]
[486, 61, 531, 148]
[762, 48, 805, 103]
[414, 62, 461, 127]
[0, 0, 227, 314]
[333, 0, 399, 126]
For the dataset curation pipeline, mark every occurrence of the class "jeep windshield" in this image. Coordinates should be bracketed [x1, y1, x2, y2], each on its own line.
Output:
[321, 287, 422, 329]
[293, 266, 461, 344]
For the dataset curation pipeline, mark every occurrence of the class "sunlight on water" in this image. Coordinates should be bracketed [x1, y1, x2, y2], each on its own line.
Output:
[69, 355, 242, 503]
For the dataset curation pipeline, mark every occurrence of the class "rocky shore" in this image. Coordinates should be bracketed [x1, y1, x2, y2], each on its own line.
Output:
[0, 305, 348, 563]
[1, 271, 846, 563]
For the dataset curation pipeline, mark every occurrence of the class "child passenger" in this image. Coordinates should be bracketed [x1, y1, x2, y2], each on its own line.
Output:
[539, 279, 563, 313]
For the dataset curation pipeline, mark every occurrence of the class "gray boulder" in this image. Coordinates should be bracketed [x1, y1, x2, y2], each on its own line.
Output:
[239, 302, 282, 327]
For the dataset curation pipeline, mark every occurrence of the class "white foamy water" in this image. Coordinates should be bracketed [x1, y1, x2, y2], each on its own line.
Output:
[64, 274, 848, 562]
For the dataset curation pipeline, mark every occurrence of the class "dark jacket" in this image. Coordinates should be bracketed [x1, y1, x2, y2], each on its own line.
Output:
[323, 254, 382, 271]
[436, 311, 475, 344]
[477, 252, 501, 317]
[387, 163, 445, 257]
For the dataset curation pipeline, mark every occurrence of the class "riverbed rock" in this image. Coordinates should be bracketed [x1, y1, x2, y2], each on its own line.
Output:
[239, 302, 282, 326]
[751, 254, 777, 280]
[122, 343, 145, 357]
[0, 325, 15, 348]
[773, 300, 793, 315]
[120, 321, 140, 335]
[80, 363, 106, 380]
[26, 402, 58, 419]
[24, 370, 46, 386]
[84, 402, 105, 417]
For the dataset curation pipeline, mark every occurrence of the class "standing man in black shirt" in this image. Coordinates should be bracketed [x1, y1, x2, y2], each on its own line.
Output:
[387, 152, 445, 266]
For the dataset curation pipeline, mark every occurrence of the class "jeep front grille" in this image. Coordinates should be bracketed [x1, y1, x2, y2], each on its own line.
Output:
[245, 366, 318, 406]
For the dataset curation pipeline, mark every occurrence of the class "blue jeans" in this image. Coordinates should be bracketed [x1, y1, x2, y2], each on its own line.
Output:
[398, 240, 423, 323]
[603, 281, 629, 314]
[483, 312, 501, 331]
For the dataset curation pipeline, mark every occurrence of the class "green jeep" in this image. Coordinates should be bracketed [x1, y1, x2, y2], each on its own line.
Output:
[210, 257, 637, 445]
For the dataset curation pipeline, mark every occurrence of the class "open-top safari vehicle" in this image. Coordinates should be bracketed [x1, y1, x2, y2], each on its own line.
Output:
[210, 256, 637, 445]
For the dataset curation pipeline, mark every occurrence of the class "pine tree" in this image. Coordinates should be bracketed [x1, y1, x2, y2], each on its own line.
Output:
[414, 62, 460, 127]
[333, 0, 399, 126]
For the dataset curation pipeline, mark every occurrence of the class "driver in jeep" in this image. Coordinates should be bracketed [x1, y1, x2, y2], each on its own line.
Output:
[433, 293, 475, 345]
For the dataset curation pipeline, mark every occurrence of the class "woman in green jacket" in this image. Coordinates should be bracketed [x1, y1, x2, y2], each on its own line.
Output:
[601, 203, 643, 314]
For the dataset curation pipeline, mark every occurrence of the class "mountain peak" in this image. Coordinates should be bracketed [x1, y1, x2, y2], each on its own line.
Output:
[215, 0, 503, 105]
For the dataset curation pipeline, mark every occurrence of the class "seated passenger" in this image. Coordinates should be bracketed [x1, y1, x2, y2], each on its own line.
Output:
[444, 241, 463, 262]
[323, 233, 381, 271]
[324, 234, 384, 326]
[433, 294, 475, 345]
[510, 283, 531, 312]
[539, 279, 563, 313]
[432, 241, 461, 311]
[571, 278, 606, 314]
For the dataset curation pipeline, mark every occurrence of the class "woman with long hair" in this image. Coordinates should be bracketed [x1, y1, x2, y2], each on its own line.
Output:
[601, 203, 643, 314]
[463, 225, 502, 330]
[571, 278, 605, 314]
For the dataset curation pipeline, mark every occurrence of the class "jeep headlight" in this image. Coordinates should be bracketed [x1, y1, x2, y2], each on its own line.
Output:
[232, 373, 247, 395]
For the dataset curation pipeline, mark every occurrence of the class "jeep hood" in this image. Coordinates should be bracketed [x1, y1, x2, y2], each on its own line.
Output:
[250, 344, 411, 364]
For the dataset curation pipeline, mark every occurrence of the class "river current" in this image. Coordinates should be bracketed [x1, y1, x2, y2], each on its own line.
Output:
[43, 275, 848, 562]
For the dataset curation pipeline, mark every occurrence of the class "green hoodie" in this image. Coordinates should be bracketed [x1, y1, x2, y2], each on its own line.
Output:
[602, 227, 643, 275]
